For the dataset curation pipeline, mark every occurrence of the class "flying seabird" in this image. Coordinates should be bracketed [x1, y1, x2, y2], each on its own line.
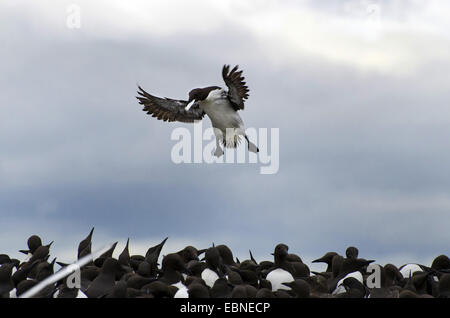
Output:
[136, 65, 259, 157]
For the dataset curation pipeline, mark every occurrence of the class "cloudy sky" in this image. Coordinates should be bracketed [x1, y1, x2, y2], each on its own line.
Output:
[1, 0, 449, 270]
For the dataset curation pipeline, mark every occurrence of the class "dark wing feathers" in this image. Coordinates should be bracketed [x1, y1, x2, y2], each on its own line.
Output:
[222, 65, 249, 111]
[136, 86, 205, 123]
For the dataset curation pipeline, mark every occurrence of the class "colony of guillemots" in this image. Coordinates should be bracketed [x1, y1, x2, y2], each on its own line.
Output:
[1, 229, 449, 298]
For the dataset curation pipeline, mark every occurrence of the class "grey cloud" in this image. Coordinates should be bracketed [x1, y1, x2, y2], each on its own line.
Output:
[1, 1, 449, 268]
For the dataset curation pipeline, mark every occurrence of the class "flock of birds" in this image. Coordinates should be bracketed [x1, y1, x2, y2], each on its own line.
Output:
[1, 229, 449, 298]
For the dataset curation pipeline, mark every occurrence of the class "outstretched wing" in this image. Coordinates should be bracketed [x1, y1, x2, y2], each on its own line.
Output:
[136, 86, 205, 123]
[222, 65, 250, 111]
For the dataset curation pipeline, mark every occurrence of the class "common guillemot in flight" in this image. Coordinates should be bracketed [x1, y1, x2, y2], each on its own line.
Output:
[136, 65, 259, 157]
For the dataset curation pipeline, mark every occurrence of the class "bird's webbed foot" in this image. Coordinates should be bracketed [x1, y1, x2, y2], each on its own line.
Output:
[213, 146, 224, 158]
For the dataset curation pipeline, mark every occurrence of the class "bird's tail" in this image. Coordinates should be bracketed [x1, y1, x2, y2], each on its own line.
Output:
[245, 135, 259, 153]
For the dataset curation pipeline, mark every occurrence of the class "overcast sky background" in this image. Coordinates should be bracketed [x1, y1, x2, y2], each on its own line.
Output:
[1, 0, 449, 270]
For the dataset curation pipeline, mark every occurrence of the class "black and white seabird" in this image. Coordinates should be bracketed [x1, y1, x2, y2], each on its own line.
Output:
[266, 244, 295, 291]
[282, 279, 311, 298]
[200, 245, 225, 288]
[0, 263, 15, 298]
[85, 257, 121, 298]
[136, 65, 259, 157]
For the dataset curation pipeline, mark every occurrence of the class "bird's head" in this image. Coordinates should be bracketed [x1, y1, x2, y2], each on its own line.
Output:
[186, 86, 222, 110]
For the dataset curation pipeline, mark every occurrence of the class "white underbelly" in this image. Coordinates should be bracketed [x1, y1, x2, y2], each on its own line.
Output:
[200, 99, 244, 131]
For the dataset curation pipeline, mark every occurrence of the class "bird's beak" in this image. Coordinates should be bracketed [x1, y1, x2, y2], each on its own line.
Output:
[183, 267, 192, 276]
[282, 282, 293, 288]
[185, 99, 195, 111]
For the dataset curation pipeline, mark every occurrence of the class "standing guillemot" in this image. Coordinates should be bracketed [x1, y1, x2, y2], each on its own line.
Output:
[78, 227, 94, 259]
[136, 65, 259, 157]
[312, 252, 338, 280]
[94, 241, 118, 268]
[431, 255, 450, 271]
[0, 263, 15, 298]
[85, 258, 121, 298]
[159, 253, 188, 285]
[282, 279, 311, 298]
[118, 238, 131, 267]
[145, 237, 168, 275]
[266, 244, 295, 291]
[19, 235, 43, 261]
